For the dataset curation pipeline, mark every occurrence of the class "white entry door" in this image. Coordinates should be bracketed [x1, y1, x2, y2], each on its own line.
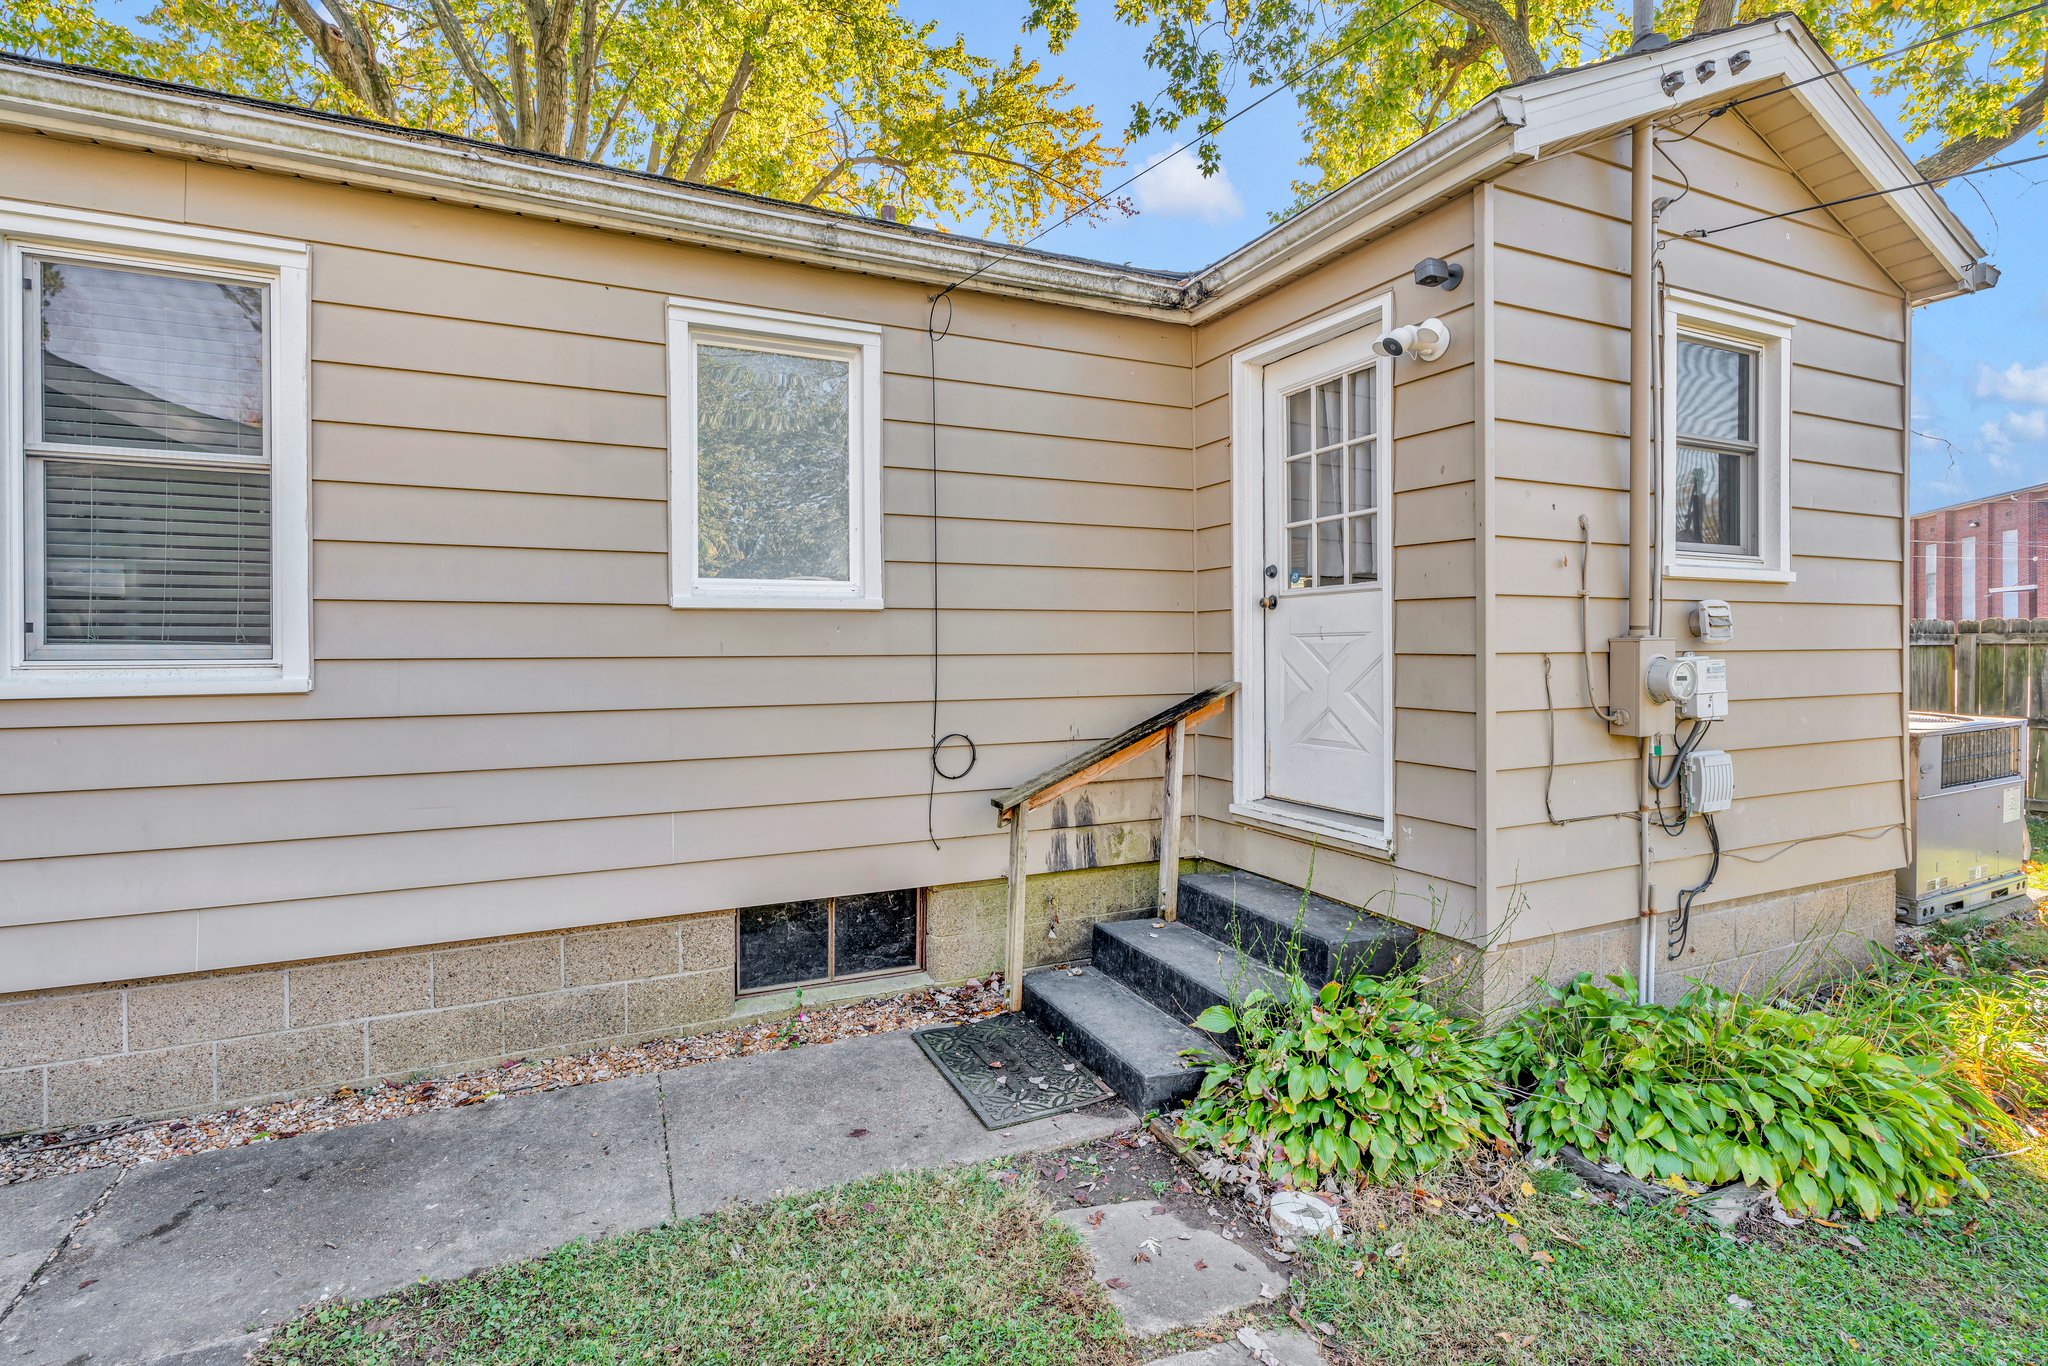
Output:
[1259, 335, 1389, 822]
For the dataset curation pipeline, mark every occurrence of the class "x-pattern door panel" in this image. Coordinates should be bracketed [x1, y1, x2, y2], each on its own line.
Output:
[1262, 339, 1387, 821]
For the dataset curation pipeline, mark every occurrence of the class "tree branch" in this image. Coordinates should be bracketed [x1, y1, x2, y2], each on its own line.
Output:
[1436, 0, 1545, 82]
[277, 0, 397, 118]
[1915, 72, 2048, 181]
[425, 0, 520, 144]
[681, 18, 769, 183]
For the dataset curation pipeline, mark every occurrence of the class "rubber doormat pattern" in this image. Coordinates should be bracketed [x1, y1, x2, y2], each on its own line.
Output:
[913, 1013, 1113, 1129]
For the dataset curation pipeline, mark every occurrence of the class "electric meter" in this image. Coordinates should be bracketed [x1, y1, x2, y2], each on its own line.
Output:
[1676, 655, 1728, 721]
[1645, 655, 1700, 707]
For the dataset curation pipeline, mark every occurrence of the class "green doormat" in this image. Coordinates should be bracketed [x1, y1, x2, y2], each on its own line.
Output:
[913, 1014, 1114, 1129]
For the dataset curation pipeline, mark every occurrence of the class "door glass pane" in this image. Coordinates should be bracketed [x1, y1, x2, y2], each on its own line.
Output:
[737, 899, 831, 991]
[1675, 339, 1751, 443]
[1314, 380, 1341, 447]
[1674, 446, 1750, 551]
[696, 344, 851, 582]
[1349, 514, 1377, 583]
[37, 459, 270, 658]
[1286, 457, 1310, 521]
[833, 890, 919, 977]
[1288, 524, 1311, 589]
[1286, 389, 1311, 455]
[34, 259, 266, 460]
[1316, 448, 1342, 517]
[1317, 520, 1343, 587]
[1346, 441, 1375, 511]
[1348, 368, 1375, 438]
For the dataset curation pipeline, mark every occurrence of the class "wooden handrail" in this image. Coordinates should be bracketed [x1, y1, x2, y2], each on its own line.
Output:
[993, 681, 1238, 1009]
[992, 682, 1238, 820]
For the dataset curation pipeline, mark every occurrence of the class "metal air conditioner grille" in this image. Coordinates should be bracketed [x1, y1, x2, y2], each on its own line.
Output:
[1939, 726, 2021, 789]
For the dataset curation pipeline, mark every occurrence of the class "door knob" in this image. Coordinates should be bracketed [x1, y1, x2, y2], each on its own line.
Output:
[1260, 594, 1278, 610]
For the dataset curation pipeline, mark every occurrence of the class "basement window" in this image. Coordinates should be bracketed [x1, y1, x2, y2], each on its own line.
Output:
[736, 888, 922, 993]
[1661, 289, 1793, 584]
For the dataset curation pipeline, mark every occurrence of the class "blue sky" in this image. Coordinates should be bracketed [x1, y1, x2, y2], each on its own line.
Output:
[908, 1, 2048, 515]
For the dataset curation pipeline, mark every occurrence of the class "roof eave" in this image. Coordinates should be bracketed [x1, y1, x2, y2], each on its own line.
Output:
[0, 59, 1191, 317]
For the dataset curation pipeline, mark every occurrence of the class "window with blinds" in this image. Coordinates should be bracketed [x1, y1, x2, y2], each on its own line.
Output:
[24, 256, 273, 662]
[1673, 336, 1758, 557]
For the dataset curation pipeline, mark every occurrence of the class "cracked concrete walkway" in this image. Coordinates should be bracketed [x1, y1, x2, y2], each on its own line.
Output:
[0, 1031, 1132, 1365]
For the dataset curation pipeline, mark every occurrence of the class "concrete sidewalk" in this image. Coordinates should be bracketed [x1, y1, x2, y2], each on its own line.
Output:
[0, 1031, 1133, 1365]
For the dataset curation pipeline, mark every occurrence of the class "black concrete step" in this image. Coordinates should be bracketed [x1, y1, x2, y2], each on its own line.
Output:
[1090, 918, 1291, 1031]
[1177, 870, 1417, 986]
[1021, 964, 1219, 1113]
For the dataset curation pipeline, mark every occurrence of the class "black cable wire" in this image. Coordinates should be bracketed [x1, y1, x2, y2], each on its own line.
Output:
[1669, 811, 1720, 960]
[924, 292, 972, 852]
[1682, 150, 2048, 239]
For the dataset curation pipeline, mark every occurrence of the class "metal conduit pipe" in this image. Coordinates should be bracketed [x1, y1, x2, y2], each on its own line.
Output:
[1629, 115, 1660, 1005]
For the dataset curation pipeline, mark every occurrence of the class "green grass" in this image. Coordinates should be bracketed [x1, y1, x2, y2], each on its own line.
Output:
[2027, 815, 2048, 894]
[258, 1166, 1129, 1366]
[1296, 1155, 2048, 1366]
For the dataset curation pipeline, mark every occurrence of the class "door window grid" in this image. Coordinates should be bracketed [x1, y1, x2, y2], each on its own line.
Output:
[1282, 365, 1377, 589]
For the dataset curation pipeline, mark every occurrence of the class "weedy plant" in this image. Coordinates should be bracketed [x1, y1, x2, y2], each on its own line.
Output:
[1178, 968, 1512, 1188]
[1497, 974, 1985, 1220]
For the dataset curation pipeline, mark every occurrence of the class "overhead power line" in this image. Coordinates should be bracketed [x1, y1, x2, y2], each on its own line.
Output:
[1681, 150, 2048, 238]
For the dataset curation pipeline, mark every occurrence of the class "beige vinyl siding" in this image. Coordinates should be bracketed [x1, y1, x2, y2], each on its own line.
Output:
[0, 131, 1197, 992]
[1486, 112, 1909, 944]
[1187, 199, 1484, 936]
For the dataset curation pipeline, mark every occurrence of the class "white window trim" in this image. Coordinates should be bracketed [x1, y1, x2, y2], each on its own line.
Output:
[665, 298, 883, 610]
[1661, 288, 1794, 584]
[0, 200, 311, 699]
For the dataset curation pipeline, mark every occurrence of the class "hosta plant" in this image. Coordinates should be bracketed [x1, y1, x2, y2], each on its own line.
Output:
[1176, 971, 1512, 1189]
[1498, 974, 1986, 1220]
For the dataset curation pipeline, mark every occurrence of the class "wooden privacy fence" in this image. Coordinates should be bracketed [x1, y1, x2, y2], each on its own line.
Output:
[1911, 618, 2048, 809]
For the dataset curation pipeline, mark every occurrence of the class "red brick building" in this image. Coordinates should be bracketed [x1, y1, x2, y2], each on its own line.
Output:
[1912, 482, 2048, 622]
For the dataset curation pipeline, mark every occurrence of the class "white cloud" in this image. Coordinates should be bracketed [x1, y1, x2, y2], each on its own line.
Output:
[2010, 409, 2048, 442]
[1134, 148, 1244, 224]
[1979, 419, 2011, 453]
[1975, 361, 2048, 403]
[1977, 409, 2048, 454]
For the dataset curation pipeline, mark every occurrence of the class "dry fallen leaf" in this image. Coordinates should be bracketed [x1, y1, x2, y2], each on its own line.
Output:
[1087, 1210, 1105, 1228]
[1508, 1232, 1532, 1255]
[1105, 1277, 1128, 1290]
[1194, 1259, 1208, 1271]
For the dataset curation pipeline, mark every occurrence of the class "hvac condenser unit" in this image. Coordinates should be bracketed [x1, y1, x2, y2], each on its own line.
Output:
[1898, 712, 2029, 925]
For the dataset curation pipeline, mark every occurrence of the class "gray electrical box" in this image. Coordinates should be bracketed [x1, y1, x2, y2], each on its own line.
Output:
[1683, 748, 1734, 814]
[1898, 712, 2029, 925]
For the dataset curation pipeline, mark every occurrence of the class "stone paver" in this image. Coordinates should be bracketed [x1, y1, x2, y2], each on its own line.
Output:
[0, 1028, 1133, 1365]
[0, 1169, 119, 1311]
[1056, 1199, 1287, 1338]
[1143, 1326, 1328, 1365]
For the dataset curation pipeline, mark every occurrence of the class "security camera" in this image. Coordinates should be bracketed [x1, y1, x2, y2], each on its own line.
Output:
[1370, 317, 1450, 362]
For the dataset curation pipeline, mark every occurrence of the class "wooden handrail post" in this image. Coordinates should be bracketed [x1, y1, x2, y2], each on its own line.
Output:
[1005, 811, 1028, 1012]
[1157, 718, 1185, 920]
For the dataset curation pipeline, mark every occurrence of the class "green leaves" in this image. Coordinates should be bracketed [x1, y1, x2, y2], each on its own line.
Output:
[1176, 966, 1512, 1190]
[1501, 974, 1987, 1221]
[32, 0, 1118, 238]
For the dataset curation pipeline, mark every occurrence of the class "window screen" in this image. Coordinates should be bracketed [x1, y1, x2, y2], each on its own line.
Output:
[1673, 337, 1757, 557]
[25, 256, 272, 662]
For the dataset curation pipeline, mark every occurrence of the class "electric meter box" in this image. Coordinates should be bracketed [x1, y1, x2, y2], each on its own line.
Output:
[1677, 655, 1728, 721]
[1898, 712, 2028, 925]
